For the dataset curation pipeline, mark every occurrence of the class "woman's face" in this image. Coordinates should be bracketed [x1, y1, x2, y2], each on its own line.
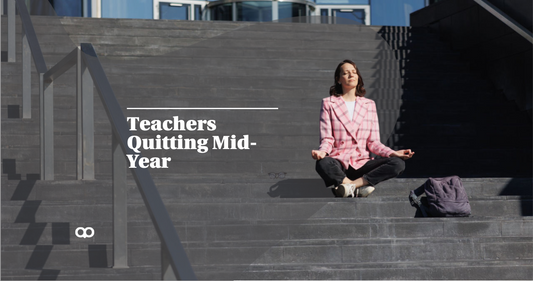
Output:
[337, 63, 359, 90]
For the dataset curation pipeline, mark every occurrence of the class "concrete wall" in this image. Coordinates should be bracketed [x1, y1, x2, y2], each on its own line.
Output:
[410, 0, 532, 114]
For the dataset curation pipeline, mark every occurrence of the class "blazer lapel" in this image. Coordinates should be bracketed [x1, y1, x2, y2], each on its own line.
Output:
[353, 97, 369, 136]
[331, 96, 358, 140]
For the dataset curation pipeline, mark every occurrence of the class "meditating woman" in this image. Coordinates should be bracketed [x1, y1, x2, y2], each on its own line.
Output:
[311, 59, 414, 198]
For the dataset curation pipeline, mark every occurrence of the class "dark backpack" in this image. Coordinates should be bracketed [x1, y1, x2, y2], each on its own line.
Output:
[409, 176, 471, 217]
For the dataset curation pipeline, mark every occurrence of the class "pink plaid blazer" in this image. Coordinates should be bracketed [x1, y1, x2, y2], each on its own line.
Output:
[318, 95, 395, 170]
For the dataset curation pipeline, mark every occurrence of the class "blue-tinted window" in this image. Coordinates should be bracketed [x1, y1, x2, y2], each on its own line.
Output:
[102, 0, 152, 19]
[160, 3, 189, 20]
[333, 9, 364, 24]
[211, 3, 232, 21]
[315, 0, 368, 5]
[278, 2, 305, 21]
[320, 8, 329, 23]
[370, 0, 425, 26]
[86, 0, 91, 17]
[194, 5, 202, 20]
[51, 0, 82, 17]
[237, 1, 272, 22]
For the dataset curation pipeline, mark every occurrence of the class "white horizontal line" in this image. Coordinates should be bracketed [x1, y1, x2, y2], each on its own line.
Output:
[127, 107, 279, 110]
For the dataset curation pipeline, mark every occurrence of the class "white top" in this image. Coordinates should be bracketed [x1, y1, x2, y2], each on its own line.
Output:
[344, 100, 356, 121]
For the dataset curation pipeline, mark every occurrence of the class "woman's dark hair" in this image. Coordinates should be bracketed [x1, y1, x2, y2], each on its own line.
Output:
[329, 59, 366, 97]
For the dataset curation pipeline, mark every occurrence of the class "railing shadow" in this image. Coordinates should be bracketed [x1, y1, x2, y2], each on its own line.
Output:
[267, 179, 333, 198]
[37, 269, 61, 280]
[88, 245, 109, 268]
[499, 178, 533, 216]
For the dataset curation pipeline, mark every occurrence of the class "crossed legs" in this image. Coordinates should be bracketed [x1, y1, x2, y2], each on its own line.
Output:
[315, 157, 405, 197]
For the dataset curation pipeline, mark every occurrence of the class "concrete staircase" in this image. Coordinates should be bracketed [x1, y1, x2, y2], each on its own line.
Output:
[2, 15, 532, 280]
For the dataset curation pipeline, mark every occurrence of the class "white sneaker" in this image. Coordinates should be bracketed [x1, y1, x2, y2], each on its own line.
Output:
[356, 186, 375, 197]
[338, 183, 357, 198]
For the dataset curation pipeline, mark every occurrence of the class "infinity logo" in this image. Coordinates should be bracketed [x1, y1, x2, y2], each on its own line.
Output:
[75, 227, 95, 238]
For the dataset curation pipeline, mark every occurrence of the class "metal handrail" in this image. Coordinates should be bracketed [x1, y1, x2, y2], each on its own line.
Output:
[7, 0, 196, 279]
[81, 43, 197, 280]
[473, 0, 533, 44]
[43, 47, 78, 81]
[14, 0, 47, 73]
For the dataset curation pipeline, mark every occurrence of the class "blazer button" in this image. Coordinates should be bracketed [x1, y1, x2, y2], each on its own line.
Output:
[341, 141, 344, 144]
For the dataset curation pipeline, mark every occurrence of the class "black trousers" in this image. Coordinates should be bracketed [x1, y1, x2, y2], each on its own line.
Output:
[315, 156, 405, 189]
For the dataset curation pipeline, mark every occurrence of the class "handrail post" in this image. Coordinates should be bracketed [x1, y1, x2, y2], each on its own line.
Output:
[22, 27, 31, 118]
[112, 132, 128, 268]
[77, 47, 95, 180]
[40, 73, 54, 180]
[162, 242, 178, 280]
[8, 0, 15, 62]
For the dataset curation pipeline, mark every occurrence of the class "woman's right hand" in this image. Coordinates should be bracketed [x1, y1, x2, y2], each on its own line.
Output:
[311, 150, 327, 160]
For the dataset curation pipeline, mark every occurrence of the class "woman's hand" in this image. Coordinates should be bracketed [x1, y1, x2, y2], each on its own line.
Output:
[311, 150, 327, 160]
[390, 149, 415, 160]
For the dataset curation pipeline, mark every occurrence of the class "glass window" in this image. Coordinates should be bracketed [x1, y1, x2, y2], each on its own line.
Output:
[315, 0, 368, 4]
[278, 2, 306, 22]
[102, 0, 152, 19]
[370, 0, 425, 26]
[51, 0, 82, 17]
[332, 9, 364, 24]
[237, 1, 272, 22]
[211, 3, 232, 21]
[320, 8, 329, 24]
[27, 0, 56, 16]
[160, 3, 190, 20]
[194, 5, 202, 20]
[86, 0, 92, 17]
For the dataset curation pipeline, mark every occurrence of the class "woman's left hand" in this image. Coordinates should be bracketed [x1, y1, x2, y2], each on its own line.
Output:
[390, 149, 414, 160]
[311, 150, 327, 160]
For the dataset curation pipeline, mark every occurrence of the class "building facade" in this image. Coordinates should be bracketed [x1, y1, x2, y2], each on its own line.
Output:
[34, 0, 429, 26]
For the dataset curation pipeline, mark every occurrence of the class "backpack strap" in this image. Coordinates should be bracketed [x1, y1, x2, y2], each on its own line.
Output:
[409, 190, 428, 217]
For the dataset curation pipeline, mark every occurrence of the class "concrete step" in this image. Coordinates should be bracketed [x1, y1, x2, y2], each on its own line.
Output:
[2, 260, 531, 280]
[1, 15, 427, 35]
[1, 258, 531, 280]
[6, 83, 499, 104]
[2, 236, 532, 271]
[0, 268, 160, 280]
[3, 59, 476, 80]
[2, 196, 530, 223]
[66, 31, 444, 45]
[0, 73, 400, 91]
[0, 74, 403, 92]
[3, 133, 530, 164]
[2, 55, 402, 73]
[2, 216, 532, 247]
[4, 45, 397, 60]
[6, 133, 531, 177]
[2, 177, 531, 202]
[3, 143, 530, 170]
[194, 260, 532, 280]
